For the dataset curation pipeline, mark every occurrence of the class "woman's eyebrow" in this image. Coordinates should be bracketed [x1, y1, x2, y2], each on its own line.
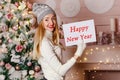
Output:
[44, 16, 56, 19]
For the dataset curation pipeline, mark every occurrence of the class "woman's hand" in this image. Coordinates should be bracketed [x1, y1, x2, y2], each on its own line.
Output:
[74, 40, 86, 57]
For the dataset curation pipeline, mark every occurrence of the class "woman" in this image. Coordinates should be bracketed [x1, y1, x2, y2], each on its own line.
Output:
[32, 3, 86, 80]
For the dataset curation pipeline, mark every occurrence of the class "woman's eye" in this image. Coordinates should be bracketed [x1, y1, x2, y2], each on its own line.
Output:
[45, 19, 48, 21]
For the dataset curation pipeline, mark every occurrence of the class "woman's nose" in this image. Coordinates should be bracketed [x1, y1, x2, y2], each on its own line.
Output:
[49, 20, 54, 25]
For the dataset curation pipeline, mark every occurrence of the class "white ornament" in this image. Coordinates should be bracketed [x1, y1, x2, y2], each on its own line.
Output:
[5, 0, 11, 3]
[84, 0, 115, 14]
[8, 67, 15, 75]
[2, 44, 6, 48]
[29, 17, 36, 26]
[10, 4, 17, 10]
[29, 70, 34, 75]
[9, 71, 22, 80]
[0, 75, 5, 80]
[4, 3, 11, 12]
[18, 1, 26, 10]
[0, 53, 5, 59]
[21, 70, 27, 78]
[60, 0, 80, 17]
[0, 0, 4, 4]
[11, 53, 20, 63]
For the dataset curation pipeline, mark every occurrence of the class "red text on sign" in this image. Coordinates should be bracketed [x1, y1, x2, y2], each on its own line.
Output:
[70, 26, 88, 33]
[67, 36, 79, 42]
[80, 34, 92, 40]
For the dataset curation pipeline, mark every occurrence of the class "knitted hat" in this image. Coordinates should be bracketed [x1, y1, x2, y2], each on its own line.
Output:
[32, 3, 56, 24]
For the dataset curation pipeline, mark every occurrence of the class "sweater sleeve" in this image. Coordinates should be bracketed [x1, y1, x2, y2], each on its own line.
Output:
[40, 39, 76, 76]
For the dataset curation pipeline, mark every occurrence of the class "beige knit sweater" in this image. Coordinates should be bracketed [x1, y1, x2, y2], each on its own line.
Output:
[38, 30, 76, 80]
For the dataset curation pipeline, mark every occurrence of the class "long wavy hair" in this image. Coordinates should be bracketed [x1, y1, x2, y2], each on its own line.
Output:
[32, 17, 60, 60]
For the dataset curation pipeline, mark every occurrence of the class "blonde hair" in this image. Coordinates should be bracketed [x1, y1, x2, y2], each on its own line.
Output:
[32, 17, 60, 60]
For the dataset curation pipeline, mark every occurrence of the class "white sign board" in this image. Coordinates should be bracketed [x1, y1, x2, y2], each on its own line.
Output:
[62, 19, 96, 46]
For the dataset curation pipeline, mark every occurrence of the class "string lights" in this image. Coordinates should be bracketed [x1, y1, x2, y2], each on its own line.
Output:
[73, 45, 120, 80]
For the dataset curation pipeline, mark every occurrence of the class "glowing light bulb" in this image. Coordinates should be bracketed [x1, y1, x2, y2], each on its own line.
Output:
[90, 48, 93, 51]
[84, 57, 88, 61]
[79, 60, 82, 62]
[85, 52, 88, 55]
[106, 59, 109, 63]
[26, 32, 28, 35]
[95, 47, 99, 50]
[92, 76, 95, 79]
[93, 67, 96, 70]
[18, 26, 21, 29]
[112, 46, 115, 48]
[99, 60, 103, 63]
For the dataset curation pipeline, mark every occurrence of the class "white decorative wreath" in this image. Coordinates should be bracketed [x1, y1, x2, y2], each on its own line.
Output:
[84, 0, 115, 14]
[60, 0, 81, 17]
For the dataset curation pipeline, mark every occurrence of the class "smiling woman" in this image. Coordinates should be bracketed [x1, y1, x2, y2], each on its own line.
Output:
[32, 3, 86, 80]
[42, 14, 56, 32]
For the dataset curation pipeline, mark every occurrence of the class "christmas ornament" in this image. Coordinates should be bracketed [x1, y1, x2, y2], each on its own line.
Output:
[0, 61, 5, 66]
[27, 61, 32, 66]
[34, 65, 41, 72]
[15, 65, 20, 70]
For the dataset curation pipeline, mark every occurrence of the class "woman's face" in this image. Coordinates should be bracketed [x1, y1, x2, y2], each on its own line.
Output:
[42, 13, 56, 32]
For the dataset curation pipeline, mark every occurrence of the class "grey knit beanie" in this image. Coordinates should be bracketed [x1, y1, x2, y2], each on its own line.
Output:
[32, 3, 56, 24]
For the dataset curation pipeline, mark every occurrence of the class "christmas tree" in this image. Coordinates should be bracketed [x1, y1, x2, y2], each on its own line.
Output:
[0, 0, 43, 80]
